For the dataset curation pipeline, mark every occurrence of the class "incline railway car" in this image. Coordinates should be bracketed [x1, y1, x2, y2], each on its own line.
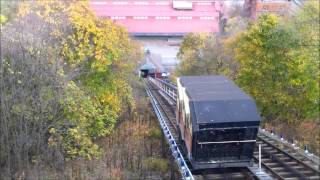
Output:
[176, 76, 261, 170]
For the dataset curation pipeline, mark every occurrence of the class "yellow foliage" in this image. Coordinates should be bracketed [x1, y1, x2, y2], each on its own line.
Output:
[12, 0, 141, 161]
[17, 2, 31, 17]
[100, 92, 121, 113]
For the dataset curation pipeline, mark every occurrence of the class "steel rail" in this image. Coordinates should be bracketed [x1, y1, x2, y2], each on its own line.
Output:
[255, 136, 320, 180]
[252, 155, 284, 180]
[146, 82, 194, 180]
[258, 135, 320, 174]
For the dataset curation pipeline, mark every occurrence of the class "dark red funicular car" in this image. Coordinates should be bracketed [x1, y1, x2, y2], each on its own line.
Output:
[176, 76, 261, 169]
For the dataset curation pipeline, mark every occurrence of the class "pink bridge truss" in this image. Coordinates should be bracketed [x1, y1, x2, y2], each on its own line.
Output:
[90, 0, 223, 36]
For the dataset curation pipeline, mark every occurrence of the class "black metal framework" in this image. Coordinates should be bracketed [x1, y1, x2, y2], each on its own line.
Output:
[194, 127, 259, 162]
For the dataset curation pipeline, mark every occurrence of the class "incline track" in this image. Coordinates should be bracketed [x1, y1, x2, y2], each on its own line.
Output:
[147, 80, 189, 165]
[254, 134, 320, 180]
[146, 78, 320, 179]
[146, 80, 255, 180]
[193, 167, 255, 180]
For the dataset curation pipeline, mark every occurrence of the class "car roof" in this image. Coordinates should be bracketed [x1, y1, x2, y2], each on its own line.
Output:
[179, 75, 260, 124]
[179, 75, 251, 101]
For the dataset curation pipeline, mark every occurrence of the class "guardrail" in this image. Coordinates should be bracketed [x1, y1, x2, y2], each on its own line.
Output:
[146, 84, 193, 180]
[148, 77, 177, 101]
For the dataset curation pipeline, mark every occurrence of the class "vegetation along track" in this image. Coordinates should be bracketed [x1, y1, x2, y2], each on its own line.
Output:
[146, 80, 256, 180]
[254, 133, 320, 179]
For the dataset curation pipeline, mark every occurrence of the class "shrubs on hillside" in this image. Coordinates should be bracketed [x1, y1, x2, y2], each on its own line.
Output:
[0, 1, 141, 177]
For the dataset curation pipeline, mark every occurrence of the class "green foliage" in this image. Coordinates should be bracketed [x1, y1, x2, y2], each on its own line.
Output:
[0, 0, 141, 168]
[288, 1, 320, 119]
[148, 128, 162, 139]
[234, 14, 319, 121]
[0, 15, 7, 24]
[59, 127, 100, 160]
[63, 82, 117, 138]
[176, 2, 319, 124]
[176, 33, 231, 76]
[223, 16, 249, 36]
[291, 1, 319, 46]
[176, 33, 206, 75]
[178, 33, 207, 56]
[32, 1, 140, 159]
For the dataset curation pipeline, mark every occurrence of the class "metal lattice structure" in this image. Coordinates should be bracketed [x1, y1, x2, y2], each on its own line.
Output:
[146, 82, 193, 180]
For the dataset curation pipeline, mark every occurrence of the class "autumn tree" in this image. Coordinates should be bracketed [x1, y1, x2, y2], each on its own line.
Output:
[288, 1, 320, 119]
[1, 13, 69, 177]
[177, 2, 319, 123]
[233, 13, 319, 122]
[176, 33, 232, 76]
[175, 1, 319, 153]
[0, 1, 141, 178]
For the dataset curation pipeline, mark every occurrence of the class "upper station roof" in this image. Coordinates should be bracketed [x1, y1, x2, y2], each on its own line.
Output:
[179, 76, 260, 123]
[140, 62, 156, 70]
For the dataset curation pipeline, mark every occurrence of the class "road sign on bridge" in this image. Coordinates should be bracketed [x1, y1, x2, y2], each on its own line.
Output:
[90, 0, 223, 36]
